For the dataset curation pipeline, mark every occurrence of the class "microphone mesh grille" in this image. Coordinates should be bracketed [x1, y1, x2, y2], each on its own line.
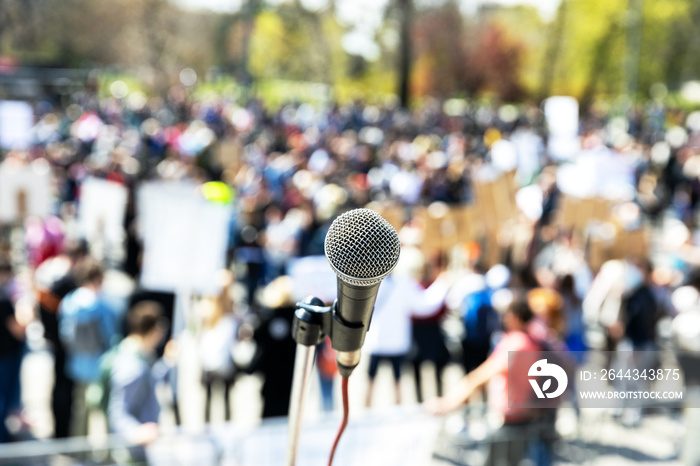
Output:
[325, 208, 401, 285]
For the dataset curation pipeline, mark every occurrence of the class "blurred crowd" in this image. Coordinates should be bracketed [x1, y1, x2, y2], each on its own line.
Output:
[2, 81, 700, 464]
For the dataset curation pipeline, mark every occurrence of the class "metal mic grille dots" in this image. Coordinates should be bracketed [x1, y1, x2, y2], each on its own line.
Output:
[324, 208, 401, 286]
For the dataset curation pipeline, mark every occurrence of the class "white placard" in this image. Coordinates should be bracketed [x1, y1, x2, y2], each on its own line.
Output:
[511, 128, 544, 186]
[490, 139, 517, 173]
[544, 96, 579, 136]
[556, 147, 635, 201]
[0, 100, 33, 150]
[516, 184, 544, 221]
[0, 160, 52, 222]
[287, 255, 337, 304]
[78, 177, 128, 246]
[138, 181, 232, 295]
[544, 96, 580, 161]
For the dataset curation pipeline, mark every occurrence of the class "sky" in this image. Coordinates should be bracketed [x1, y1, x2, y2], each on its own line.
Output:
[171, 0, 563, 22]
[170, 0, 563, 60]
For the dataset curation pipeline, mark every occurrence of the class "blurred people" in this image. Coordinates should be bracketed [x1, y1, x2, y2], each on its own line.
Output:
[427, 299, 555, 466]
[620, 259, 659, 351]
[34, 241, 86, 438]
[316, 337, 337, 413]
[364, 269, 451, 407]
[527, 287, 566, 341]
[410, 295, 450, 403]
[583, 259, 640, 353]
[58, 258, 118, 436]
[198, 286, 237, 423]
[557, 274, 586, 354]
[251, 276, 297, 418]
[615, 259, 660, 427]
[10, 76, 700, 461]
[24, 216, 65, 269]
[401, 238, 451, 402]
[108, 301, 174, 451]
[449, 263, 504, 376]
[0, 259, 25, 443]
[261, 205, 300, 284]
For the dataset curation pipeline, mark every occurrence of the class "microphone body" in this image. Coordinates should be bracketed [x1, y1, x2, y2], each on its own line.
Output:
[324, 208, 401, 377]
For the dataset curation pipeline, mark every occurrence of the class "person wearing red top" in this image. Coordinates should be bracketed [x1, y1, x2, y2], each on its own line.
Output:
[427, 298, 552, 466]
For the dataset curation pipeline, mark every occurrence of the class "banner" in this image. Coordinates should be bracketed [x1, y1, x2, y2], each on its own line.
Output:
[0, 160, 52, 222]
[138, 181, 232, 295]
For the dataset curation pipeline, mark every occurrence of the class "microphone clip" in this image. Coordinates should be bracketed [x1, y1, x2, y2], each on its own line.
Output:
[292, 296, 332, 347]
[293, 296, 366, 377]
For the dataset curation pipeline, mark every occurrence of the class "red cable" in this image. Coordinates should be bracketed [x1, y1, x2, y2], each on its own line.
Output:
[327, 376, 350, 466]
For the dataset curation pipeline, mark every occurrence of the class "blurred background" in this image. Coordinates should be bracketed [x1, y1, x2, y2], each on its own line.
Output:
[2, 0, 700, 464]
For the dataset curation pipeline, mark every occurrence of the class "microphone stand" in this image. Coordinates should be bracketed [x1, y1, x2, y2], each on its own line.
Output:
[286, 343, 316, 466]
[285, 293, 371, 465]
[285, 297, 332, 466]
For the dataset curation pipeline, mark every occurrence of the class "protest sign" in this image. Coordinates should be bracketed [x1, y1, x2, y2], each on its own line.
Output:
[0, 160, 52, 222]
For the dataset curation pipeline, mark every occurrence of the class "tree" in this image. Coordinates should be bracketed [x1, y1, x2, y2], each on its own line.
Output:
[411, 3, 528, 101]
[410, 1, 467, 98]
[465, 22, 527, 101]
[548, 0, 697, 102]
[396, 0, 413, 108]
[247, 5, 348, 91]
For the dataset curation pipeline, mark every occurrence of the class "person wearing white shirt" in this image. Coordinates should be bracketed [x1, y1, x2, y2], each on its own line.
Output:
[363, 272, 450, 407]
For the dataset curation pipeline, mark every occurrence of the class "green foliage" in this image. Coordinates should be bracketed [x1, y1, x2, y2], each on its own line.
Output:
[248, 7, 340, 84]
[552, 0, 627, 98]
[97, 72, 147, 98]
[254, 79, 331, 108]
[638, 0, 693, 94]
[2, 0, 700, 104]
[548, 0, 700, 103]
[473, 5, 547, 94]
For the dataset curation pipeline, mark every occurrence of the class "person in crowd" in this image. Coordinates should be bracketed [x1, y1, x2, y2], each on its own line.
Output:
[233, 208, 266, 304]
[615, 259, 660, 427]
[557, 274, 586, 350]
[250, 276, 297, 418]
[583, 259, 644, 354]
[410, 284, 451, 402]
[316, 336, 338, 413]
[198, 272, 238, 422]
[527, 287, 566, 341]
[34, 240, 87, 438]
[261, 205, 300, 284]
[449, 262, 506, 377]
[24, 215, 65, 269]
[0, 259, 26, 443]
[398, 232, 452, 403]
[427, 298, 556, 466]
[363, 266, 451, 407]
[108, 301, 175, 452]
[620, 259, 660, 351]
[59, 257, 119, 436]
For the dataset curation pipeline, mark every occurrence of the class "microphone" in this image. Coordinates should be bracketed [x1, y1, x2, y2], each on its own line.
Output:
[324, 208, 401, 377]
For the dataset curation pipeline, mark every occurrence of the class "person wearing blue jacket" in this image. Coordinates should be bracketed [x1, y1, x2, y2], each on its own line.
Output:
[59, 258, 118, 436]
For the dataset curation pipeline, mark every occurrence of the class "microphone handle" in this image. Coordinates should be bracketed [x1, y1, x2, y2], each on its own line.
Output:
[331, 279, 381, 377]
[337, 279, 381, 325]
